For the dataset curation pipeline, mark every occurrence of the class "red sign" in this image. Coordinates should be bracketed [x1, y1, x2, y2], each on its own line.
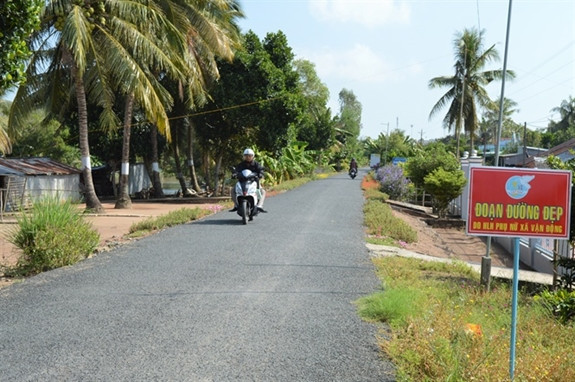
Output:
[467, 167, 572, 238]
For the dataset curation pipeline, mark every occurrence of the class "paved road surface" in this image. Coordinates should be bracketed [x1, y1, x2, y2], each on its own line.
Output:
[0, 171, 395, 381]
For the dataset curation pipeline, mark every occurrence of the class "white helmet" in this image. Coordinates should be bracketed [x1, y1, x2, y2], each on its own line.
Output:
[243, 148, 255, 156]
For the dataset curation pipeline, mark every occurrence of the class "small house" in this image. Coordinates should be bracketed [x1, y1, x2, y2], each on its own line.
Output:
[0, 157, 81, 212]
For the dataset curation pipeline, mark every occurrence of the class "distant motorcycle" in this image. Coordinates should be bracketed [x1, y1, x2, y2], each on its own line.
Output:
[349, 168, 357, 179]
[232, 168, 261, 224]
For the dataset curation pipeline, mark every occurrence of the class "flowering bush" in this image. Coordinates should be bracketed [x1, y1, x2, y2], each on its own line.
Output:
[376, 165, 411, 201]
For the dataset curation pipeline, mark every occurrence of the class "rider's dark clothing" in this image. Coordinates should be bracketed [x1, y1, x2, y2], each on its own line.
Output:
[350, 160, 358, 170]
[235, 160, 265, 179]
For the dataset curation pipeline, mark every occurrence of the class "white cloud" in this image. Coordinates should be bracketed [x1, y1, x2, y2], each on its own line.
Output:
[301, 44, 391, 83]
[309, 0, 411, 28]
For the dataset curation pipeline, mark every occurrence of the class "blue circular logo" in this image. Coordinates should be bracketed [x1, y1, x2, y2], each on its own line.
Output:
[505, 175, 534, 200]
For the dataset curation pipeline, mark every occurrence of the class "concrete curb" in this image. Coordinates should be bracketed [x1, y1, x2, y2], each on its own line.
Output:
[366, 243, 553, 286]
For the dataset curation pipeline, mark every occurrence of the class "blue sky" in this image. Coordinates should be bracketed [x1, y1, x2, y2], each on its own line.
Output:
[237, 0, 575, 141]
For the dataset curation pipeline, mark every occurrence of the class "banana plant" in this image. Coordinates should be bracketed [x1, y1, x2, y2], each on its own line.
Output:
[256, 142, 316, 185]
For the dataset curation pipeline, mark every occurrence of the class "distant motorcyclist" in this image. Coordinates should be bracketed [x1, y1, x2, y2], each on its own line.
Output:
[349, 158, 358, 175]
[230, 148, 267, 212]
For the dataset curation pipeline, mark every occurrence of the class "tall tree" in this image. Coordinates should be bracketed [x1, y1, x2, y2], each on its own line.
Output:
[115, 93, 135, 209]
[0, 0, 42, 153]
[428, 28, 514, 156]
[334, 88, 362, 158]
[194, 29, 305, 186]
[9, 0, 192, 212]
[482, 97, 521, 139]
[293, 59, 334, 151]
[114, 0, 242, 206]
[540, 96, 575, 148]
[153, 0, 242, 197]
[364, 129, 416, 164]
[0, 100, 13, 154]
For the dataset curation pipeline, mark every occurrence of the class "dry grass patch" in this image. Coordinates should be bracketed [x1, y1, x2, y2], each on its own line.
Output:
[360, 256, 575, 381]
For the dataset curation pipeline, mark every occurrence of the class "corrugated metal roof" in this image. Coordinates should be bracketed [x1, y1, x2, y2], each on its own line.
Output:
[0, 158, 81, 176]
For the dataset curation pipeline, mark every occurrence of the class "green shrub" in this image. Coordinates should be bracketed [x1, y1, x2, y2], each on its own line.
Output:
[404, 142, 460, 190]
[424, 167, 467, 218]
[552, 256, 575, 291]
[535, 289, 575, 324]
[8, 198, 100, 275]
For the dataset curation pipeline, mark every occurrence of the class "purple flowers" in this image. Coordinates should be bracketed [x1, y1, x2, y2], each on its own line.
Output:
[376, 165, 411, 201]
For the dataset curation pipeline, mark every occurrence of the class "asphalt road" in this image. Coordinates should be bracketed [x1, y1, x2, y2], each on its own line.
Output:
[0, 170, 396, 381]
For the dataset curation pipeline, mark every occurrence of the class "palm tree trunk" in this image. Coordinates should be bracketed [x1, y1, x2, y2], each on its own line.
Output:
[69, 52, 104, 213]
[455, 123, 461, 159]
[171, 121, 193, 196]
[204, 151, 211, 193]
[187, 120, 201, 192]
[150, 124, 165, 198]
[115, 93, 134, 209]
[469, 124, 475, 154]
[213, 155, 222, 196]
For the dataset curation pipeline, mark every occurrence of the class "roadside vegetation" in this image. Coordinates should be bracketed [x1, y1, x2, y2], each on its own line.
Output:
[362, 173, 417, 246]
[3, 198, 99, 277]
[359, 173, 575, 381]
[128, 205, 224, 238]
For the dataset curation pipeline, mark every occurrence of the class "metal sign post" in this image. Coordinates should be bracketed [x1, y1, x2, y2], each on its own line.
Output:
[467, 167, 571, 379]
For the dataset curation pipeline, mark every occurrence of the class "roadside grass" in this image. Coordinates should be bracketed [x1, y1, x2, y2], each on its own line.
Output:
[358, 174, 575, 381]
[267, 173, 333, 194]
[362, 173, 417, 246]
[128, 205, 224, 238]
[3, 197, 100, 277]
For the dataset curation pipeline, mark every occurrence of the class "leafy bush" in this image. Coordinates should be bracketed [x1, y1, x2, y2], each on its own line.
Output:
[535, 289, 575, 324]
[424, 167, 467, 218]
[8, 198, 100, 275]
[404, 142, 460, 189]
[375, 164, 411, 201]
[552, 256, 575, 291]
[258, 142, 317, 185]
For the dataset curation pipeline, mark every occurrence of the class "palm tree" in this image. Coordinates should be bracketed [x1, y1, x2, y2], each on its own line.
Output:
[481, 96, 521, 147]
[429, 28, 514, 156]
[9, 0, 189, 212]
[549, 96, 575, 133]
[157, 0, 242, 197]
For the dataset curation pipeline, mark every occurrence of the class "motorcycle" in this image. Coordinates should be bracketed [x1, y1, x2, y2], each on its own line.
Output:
[349, 167, 357, 179]
[232, 168, 260, 224]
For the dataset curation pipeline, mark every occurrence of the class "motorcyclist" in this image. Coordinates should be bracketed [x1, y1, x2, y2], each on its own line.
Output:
[229, 148, 267, 213]
[349, 158, 358, 174]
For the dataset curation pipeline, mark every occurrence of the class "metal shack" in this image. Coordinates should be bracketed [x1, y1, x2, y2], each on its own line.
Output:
[0, 157, 81, 212]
